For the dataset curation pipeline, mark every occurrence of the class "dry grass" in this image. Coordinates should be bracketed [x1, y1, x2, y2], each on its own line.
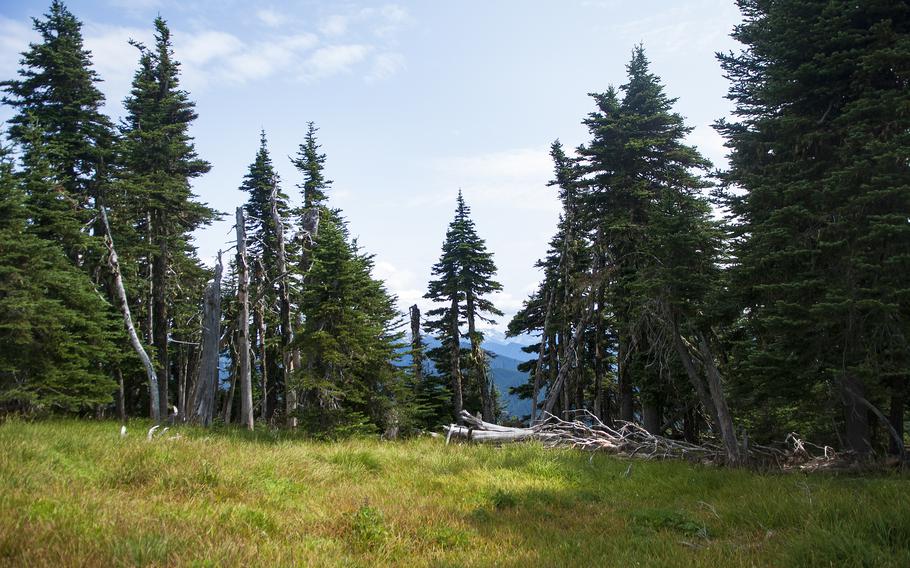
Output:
[0, 419, 908, 567]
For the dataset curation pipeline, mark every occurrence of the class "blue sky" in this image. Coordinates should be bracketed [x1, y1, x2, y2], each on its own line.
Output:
[1, 0, 743, 334]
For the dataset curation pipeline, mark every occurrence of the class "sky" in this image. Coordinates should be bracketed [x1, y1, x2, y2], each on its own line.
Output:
[0, 0, 744, 336]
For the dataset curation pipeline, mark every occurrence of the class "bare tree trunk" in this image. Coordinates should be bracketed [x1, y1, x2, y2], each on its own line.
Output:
[592, 286, 606, 422]
[253, 263, 268, 422]
[541, 294, 596, 417]
[192, 253, 222, 426]
[618, 335, 634, 422]
[269, 183, 296, 429]
[236, 207, 254, 431]
[177, 347, 187, 421]
[695, 331, 741, 465]
[642, 400, 662, 435]
[100, 207, 160, 423]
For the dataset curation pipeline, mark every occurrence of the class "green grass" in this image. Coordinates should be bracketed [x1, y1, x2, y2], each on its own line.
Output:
[0, 419, 907, 567]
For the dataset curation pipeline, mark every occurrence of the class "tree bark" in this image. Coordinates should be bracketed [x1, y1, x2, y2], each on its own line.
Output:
[100, 207, 160, 423]
[192, 253, 222, 426]
[152, 210, 170, 421]
[236, 207, 254, 430]
[269, 183, 295, 428]
[841, 373, 870, 456]
[618, 335, 634, 422]
[695, 331, 741, 465]
[531, 290, 555, 424]
[889, 385, 905, 457]
[466, 293, 494, 422]
[450, 295, 463, 419]
[410, 305, 424, 383]
[541, 294, 596, 417]
[116, 367, 126, 424]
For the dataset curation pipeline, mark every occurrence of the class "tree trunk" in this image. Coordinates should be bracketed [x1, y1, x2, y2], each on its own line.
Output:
[841, 373, 870, 456]
[192, 253, 222, 426]
[410, 305, 424, 383]
[671, 322, 720, 434]
[466, 294, 494, 422]
[642, 400, 662, 435]
[269, 183, 295, 428]
[152, 211, 170, 421]
[531, 290, 555, 424]
[618, 336, 634, 422]
[116, 367, 126, 424]
[695, 331, 741, 466]
[889, 385, 905, 457]
[450, 295, 463, 419]
[253, 264, 268, 422]
[541, 294, 596, 417]
[100, 207, 160, 423]
[236, 207, 254, 430]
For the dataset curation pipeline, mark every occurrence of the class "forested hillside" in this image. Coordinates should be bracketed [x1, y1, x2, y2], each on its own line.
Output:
[0, 0, 907, 463]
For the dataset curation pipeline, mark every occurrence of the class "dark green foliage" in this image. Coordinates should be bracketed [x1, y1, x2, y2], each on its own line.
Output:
[424, 191, 503, 419]
[0, 145, 119, 413]
[294, 209, 407, 434]
[292, 122, 332, 209]
[716, 0, 910, 450]
[1, 0, 114, 211]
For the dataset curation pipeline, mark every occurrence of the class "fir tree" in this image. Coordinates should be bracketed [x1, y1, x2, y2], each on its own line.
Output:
[0, 141, 119, 413]
[425, 190, 502, 421]
[118, 17, 216, 419]
[717, 0, 910, 454]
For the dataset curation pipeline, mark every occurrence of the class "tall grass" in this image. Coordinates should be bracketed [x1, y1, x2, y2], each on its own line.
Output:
[0, 418, 907, 567]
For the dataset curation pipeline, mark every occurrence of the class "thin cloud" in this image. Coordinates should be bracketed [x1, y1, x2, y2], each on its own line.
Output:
[319, 15, 348, 37]
[256, 8, 284, 28]
[301, 44, 372, 80]
[365, 52, 405, 83]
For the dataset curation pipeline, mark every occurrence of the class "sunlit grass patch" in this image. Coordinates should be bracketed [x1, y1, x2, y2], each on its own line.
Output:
[0, 418, 907, 567]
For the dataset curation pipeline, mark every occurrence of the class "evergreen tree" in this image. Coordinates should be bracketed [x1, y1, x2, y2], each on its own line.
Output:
[717, 0, 910, 454]
[292, 122, 332, 209]
[1, 0, 114, 213]
[0, 141, 119, 413]
[118, 17, 216, 419]
[425, 191, 502, 421]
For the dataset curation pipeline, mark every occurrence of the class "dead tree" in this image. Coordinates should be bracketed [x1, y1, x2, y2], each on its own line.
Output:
[270, 180, 296, 428]
[100, 207, 161, 423]
[236, 207, 254, 430]
[191, 252, 223, 425]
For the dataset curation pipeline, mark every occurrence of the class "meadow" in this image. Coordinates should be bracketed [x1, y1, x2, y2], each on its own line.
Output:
[0, 419, 907, 567]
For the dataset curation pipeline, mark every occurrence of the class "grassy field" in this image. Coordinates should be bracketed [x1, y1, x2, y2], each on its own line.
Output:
[0, 420, 907, 567]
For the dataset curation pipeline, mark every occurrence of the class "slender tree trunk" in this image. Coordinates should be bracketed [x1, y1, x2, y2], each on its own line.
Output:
[236, 207, 254, 430]
[541, 293, 596, 417]
[410, 305, 424, 383]
[532, 290, 555, 424]
[890, 385, 905, 457]
[152, 211, 170, 421]
[253, 266, 268, 422]
[450, 295, 463, 419]
[695, 331, 741, 465]
[177, 347, 187, 420]
[841, 373, 871, 456]
[116, 367, 126, 424]
[100, 207, 160, 423]
[642, 400, 662, 435]
[618, 335, 634, 422]
[192, 253, 222, 426]
[466, 295, 494, 422]
[269, 184, 295, 428]
[592, 286, 606, 422]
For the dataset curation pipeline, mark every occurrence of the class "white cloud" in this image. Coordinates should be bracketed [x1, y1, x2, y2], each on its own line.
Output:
[365, 52, 405, 82]
[221, 33, 318, 83]
[302, 44, 372, 80]
[319, 15, 348, 37]
[256, 8, 284, 28]
[179, 31, 244, 66]
[360, 4, 413, 38]
[0, 17, 36, 83]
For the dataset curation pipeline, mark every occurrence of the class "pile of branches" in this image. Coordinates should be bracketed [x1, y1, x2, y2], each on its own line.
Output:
[444, 410, 838, 469]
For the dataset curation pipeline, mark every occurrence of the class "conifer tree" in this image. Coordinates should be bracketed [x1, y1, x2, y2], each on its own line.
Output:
[0, 142, 119, 413]
[717, 0, 910, 454]
[1, 0, 114, 219]
[425, 191, 502, 421]
[118, 17, 216, 419]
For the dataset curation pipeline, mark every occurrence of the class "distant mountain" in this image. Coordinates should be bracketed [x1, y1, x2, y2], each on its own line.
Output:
[398, 335, 535, 420]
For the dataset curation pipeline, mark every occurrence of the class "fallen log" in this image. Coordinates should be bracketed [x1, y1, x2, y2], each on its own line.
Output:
[444, 410, 839, 468]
